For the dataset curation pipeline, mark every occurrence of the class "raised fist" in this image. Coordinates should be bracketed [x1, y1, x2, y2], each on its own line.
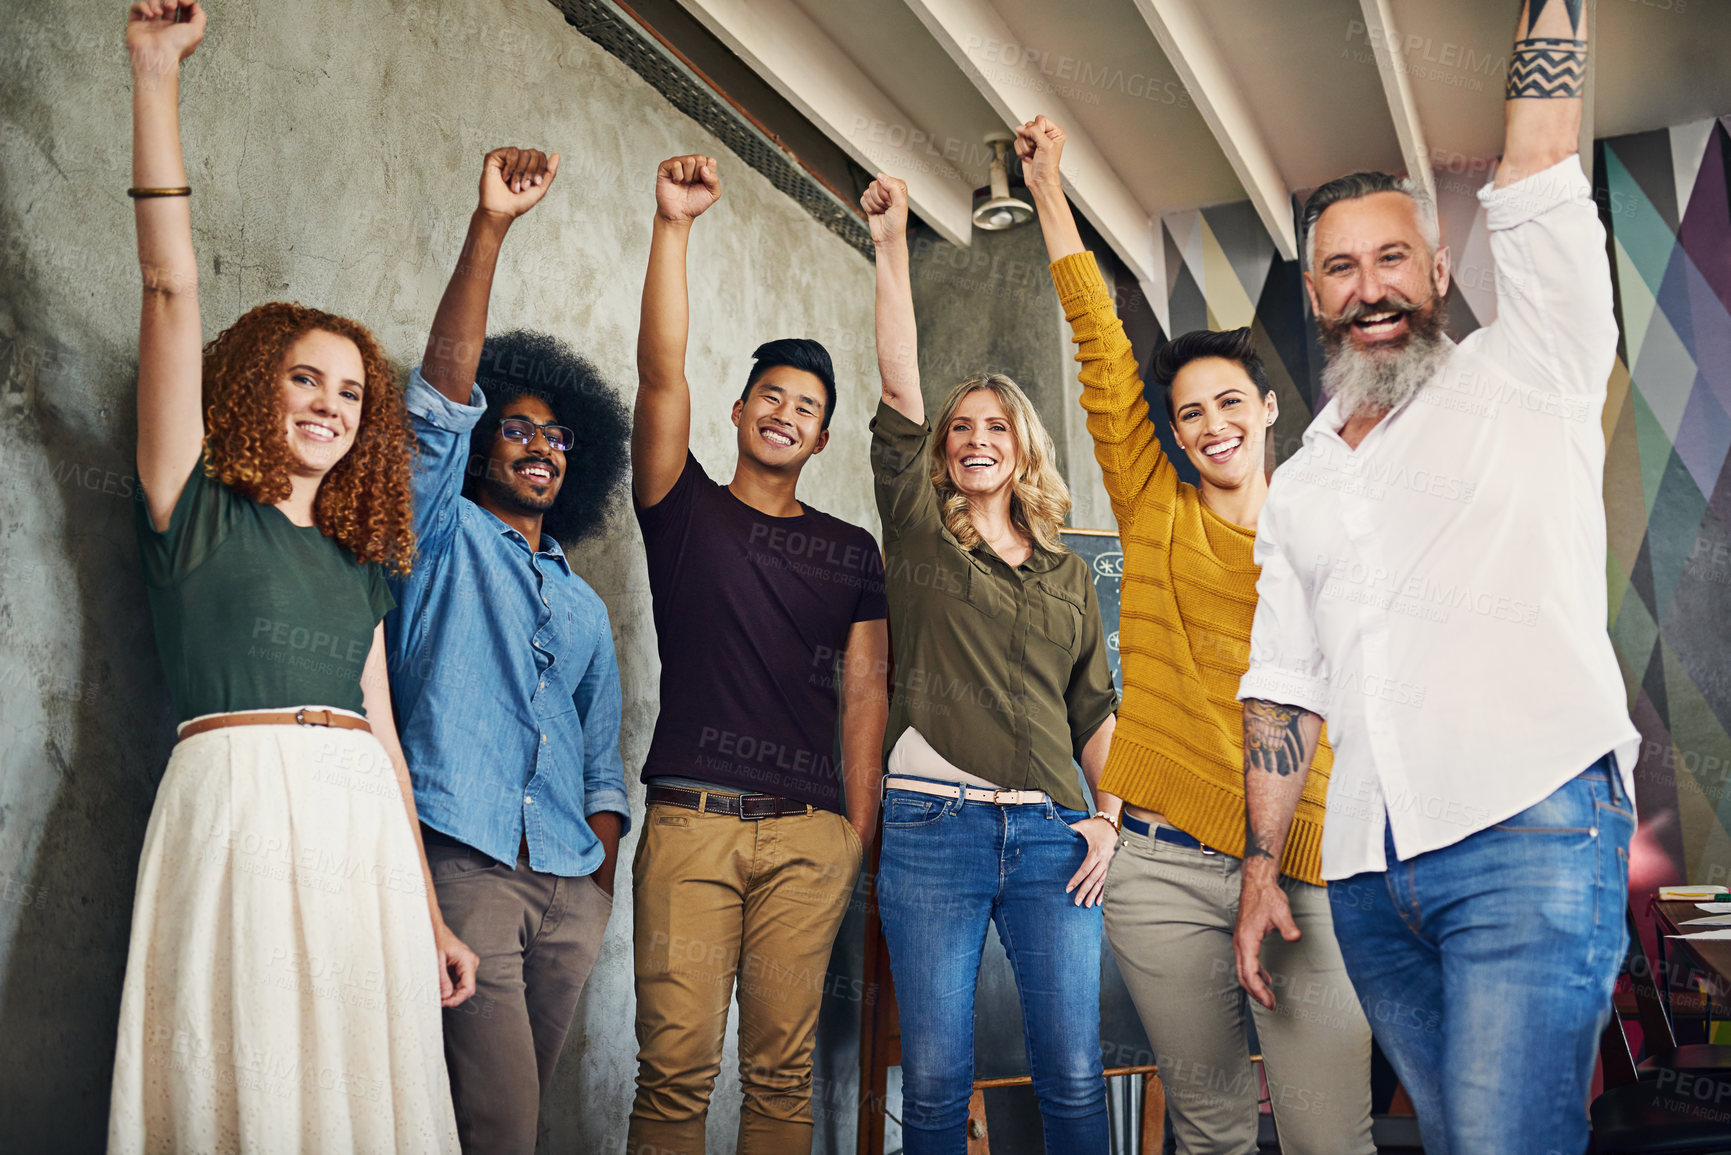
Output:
[479, 147, 560, 220]
[655, 155, 721, 224]
[1014, 116, 1065, 194]
[860, 174, 909, 249]
[127, 0, 205, 75]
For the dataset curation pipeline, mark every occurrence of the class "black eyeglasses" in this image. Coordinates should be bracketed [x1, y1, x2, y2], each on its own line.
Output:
[500, 418, 574, 453]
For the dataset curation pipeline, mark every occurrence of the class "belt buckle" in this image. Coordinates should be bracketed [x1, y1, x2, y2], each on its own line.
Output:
[295, 707, 332, 728]
[738, 793, 772, 821]
[990, 788, 1018, 806]
[1200, 844, 1218, 856]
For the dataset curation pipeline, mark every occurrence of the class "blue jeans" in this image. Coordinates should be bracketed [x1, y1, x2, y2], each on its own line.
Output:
[1328, 755, 1634, 1155]
[876, 782, 1109, 1155]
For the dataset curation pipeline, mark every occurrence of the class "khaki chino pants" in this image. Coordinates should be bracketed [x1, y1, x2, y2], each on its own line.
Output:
[627, 802, 862, 1155]
[1104, 824, 1376, 1155]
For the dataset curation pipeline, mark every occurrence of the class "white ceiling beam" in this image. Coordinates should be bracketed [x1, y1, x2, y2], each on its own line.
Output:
[1356, 0, 1436, 206]
[671, 0, 977, 246]
[897, 0, 1167, 331]
[1131, 0, 1299, 261]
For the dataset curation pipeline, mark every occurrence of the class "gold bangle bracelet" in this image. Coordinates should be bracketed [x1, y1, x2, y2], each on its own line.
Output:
[127, 186, 191, 198]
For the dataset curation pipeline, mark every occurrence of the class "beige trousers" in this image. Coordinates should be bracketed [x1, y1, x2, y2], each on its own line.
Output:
[627, 802, 862, 1155]
[1104, 823, 1376, 1155]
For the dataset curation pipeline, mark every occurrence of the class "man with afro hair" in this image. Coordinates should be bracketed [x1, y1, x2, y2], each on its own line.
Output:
[384, 146, 632, 1153]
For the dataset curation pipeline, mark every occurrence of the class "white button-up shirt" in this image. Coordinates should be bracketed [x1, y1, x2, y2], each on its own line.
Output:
[1238, 157, 1640, 880]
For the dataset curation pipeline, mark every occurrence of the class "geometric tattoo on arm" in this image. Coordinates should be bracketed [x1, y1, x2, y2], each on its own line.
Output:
[1506, 37, 1587, 99]
[1243, 699, 1308, 778]
[1244, 812, 1275, 862]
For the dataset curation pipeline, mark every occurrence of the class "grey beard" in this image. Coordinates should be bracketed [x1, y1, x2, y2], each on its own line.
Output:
[1321, 329, 1447, 420]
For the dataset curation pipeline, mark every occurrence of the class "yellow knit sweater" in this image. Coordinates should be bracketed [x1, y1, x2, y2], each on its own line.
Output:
[1053, 252, 1332, 885]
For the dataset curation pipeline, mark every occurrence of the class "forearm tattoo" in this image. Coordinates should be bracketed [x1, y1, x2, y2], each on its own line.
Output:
[1244, 699, 1307, 778]
[1507, 37, 1586, 98]
[1507, 0, 1587, 100]
[1244, 813, 1274, 862]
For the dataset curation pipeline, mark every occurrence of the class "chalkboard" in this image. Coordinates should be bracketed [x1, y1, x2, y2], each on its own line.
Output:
[963, 527, 1152, 1151]
[1062, 529, 1126, 694]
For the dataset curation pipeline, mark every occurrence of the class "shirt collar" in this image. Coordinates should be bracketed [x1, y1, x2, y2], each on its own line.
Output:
[480, 507, 573, 573]
[972, 540, 1062, 574]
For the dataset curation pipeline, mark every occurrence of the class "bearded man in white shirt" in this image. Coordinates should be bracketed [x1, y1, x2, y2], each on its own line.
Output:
[1230, 2, 1639, 1152]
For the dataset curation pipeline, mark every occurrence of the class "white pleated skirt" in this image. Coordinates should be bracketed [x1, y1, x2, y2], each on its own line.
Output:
[108, 712, 460, 1154]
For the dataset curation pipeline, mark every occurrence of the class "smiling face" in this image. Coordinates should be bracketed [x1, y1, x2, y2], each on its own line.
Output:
[277, 329, 365, 477]
[731, 365, 830, 470]
[943, 388, 1019, 500]
[480, 394, 566, 517]
[1306, 191, 1450, 358]
[1169, 357, 1276, 491]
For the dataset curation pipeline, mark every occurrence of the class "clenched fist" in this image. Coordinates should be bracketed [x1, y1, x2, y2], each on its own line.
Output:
[860, 173, 909, 249]
[479, 147, 559, 221]
[655, 155, 721, 224]
[1014, 115, 1065, 195]
[127, 0, 205, 76]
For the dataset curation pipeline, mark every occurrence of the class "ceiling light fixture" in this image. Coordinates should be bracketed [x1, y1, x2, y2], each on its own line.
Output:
[972, 130, 1034, 231]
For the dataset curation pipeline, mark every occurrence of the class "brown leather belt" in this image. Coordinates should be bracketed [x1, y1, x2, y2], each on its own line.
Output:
[647, 785, 815, 820]
[178, 707, 372, 741]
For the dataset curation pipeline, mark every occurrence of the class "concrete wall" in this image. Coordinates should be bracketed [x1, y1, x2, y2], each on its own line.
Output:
[0, 1, 892, 1150]
[907, 217, 1114, 534]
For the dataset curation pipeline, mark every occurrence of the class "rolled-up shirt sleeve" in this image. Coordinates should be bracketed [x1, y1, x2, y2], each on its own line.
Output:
[405, 366, 487, 557]
[1473, 156, 1617, 399]
[576, 608, 632, 837]
[1065, 575, 1121, 762]
[870, 400, 942, 540]
[1236, 496, 1331, 717]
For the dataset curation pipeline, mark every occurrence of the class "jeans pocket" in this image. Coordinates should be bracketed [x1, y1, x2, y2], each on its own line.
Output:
[1493, 777, 1596, 833]
[1596, 797, 1636, 825]
[883, 793, 949, 829]
[1054, 804, 1090, 837]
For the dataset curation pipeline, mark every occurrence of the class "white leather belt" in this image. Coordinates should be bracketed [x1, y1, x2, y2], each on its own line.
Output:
[883, 776, 1050, 806]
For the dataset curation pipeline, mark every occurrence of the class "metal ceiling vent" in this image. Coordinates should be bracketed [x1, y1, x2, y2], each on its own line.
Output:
[549, 0, 873, 258]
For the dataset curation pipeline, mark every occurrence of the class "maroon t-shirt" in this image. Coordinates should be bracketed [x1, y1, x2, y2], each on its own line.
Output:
[635, 453, 888, 811]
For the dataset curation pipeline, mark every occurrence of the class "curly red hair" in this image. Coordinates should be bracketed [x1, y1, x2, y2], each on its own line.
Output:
[201, 302, 416, 574]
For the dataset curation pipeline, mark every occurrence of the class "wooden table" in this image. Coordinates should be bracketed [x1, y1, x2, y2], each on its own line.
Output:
[1653, 900, 1731, 1033]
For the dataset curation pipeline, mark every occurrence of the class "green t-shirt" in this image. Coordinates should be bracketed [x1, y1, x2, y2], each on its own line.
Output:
[135, 459, 396, 723]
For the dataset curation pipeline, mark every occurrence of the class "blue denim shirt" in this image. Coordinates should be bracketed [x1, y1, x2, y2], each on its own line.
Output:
[385, 367, 631, 875]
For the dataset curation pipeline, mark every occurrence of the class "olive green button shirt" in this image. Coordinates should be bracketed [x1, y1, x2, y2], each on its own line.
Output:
[871, 400, 1119, 812]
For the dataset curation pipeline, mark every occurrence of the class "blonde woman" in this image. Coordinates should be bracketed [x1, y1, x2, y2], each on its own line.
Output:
[863, 174, 1119, 1155]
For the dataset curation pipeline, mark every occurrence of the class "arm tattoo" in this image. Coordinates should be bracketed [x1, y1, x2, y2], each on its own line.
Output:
[1244, 813, 1274, 862]
[1244, 699, 1307, 778]
[1507, 0, 1587, 100]
[1506, 37, 1586, 99]
[1525, 0, 1585, 30]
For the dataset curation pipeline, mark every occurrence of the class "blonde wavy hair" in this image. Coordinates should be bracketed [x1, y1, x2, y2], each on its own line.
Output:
[927, 373, 1071, 555]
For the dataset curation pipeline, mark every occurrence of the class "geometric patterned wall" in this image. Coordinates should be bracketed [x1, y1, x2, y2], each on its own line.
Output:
[1148, 189, 1507, 478]
[1155, 200, 1326, 464]
[1599, 116, 1731, 895]
[1131, 116, 1731, 896]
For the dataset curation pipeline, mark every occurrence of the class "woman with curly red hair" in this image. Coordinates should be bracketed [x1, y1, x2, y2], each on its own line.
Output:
[110, 4, 468, 1151]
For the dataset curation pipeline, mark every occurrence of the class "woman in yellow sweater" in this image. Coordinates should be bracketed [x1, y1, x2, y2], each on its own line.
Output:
[1018, 116, 1375, 1155]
